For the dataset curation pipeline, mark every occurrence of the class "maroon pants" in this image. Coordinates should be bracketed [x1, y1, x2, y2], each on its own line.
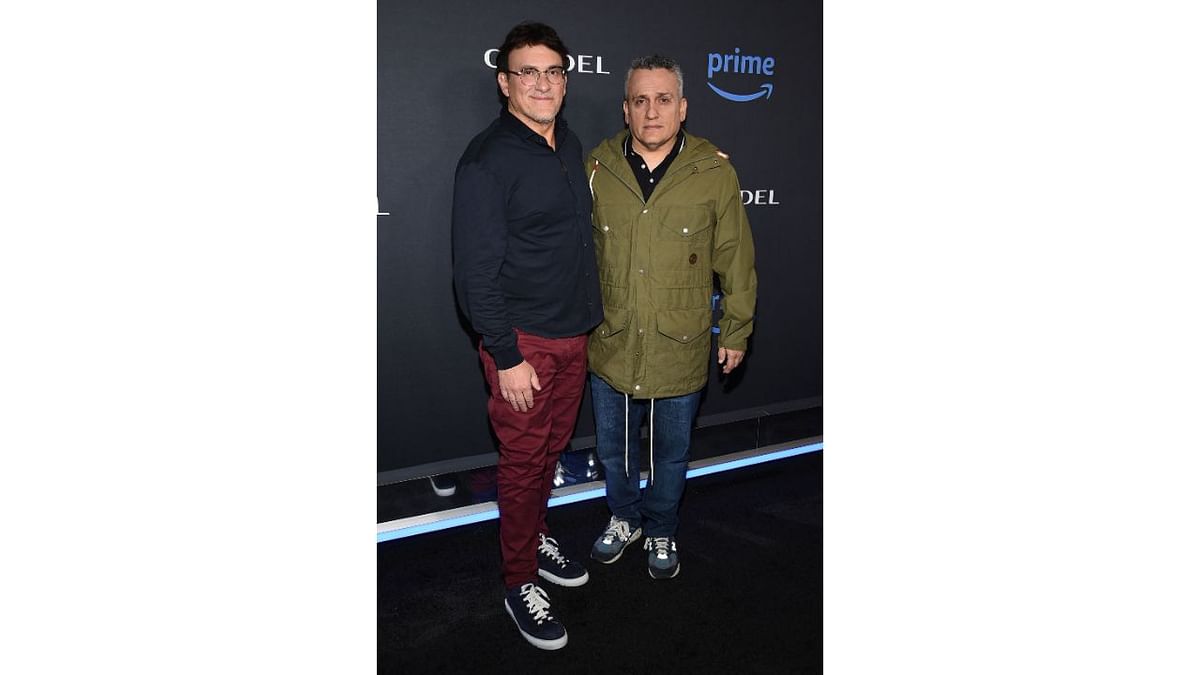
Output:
[479, 330, 588, 589]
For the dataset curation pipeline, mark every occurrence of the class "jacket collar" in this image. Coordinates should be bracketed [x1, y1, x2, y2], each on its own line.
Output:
[598, 130, 712, 169]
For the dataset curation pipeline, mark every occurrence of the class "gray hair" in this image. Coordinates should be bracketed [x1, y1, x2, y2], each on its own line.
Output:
[624, 54, 684, 99]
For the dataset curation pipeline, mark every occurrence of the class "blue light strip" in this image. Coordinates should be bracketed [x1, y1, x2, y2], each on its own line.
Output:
[547, 486, 608, 507]
[686, 442, 823, 479]
[378, 440, 822, 543]
[377, 509, 498, 541]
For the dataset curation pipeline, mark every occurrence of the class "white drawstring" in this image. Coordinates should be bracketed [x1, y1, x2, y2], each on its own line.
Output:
[589, 159, 599, 198]
[622, 392, 655, 485]
[649, 398, 655, 486]
[623, 392, 629, 478]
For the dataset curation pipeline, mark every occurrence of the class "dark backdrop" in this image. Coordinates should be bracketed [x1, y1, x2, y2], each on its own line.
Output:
[379, 0, 821, 479]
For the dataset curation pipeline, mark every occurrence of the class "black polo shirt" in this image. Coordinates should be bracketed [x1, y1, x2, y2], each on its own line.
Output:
[624, 132, 685, 201]
[452, 108, 603, 369]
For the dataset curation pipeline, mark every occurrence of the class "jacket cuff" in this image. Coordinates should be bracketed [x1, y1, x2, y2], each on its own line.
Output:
[491, 344, 525, 371]
[717, 323, 750, 352]
[718, 338, 748, 352]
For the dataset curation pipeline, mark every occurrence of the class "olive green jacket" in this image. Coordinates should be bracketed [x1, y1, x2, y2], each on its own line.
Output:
[586, 131, 757, 399]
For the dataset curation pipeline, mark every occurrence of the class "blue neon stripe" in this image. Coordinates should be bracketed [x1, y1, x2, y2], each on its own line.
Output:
[548, 486, 607, 507]
[377, 509, 497, 543]
[686, 442, 823, 479]
[378, 441, 821, 542]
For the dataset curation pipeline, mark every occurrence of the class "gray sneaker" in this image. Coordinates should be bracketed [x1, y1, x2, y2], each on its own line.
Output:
[590, 516, 642, 564]
[645, 536, 680, 579]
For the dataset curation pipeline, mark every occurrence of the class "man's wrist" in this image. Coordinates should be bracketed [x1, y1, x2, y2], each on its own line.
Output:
[492, 344, 524, 370]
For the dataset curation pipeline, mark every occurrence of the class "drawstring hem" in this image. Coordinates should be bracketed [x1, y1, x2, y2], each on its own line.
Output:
[649, 398, 655, 486]
[621, 392, 655, 487]
[623, 392, 629, 479]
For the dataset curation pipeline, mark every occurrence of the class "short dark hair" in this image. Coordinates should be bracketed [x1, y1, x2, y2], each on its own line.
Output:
[626, 54, 684, 99]
[496, 22, 570, 103]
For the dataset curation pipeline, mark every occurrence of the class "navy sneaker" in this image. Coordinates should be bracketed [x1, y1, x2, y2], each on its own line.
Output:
[537, 534, 589, 587]
[504, 583, 567, 650]
[645, 536, 680, 579]
[591, 516, 642, 564]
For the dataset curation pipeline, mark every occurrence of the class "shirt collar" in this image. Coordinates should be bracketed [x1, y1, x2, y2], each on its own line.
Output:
[624, 131, 685, 160]
[499, 106, 567, 145]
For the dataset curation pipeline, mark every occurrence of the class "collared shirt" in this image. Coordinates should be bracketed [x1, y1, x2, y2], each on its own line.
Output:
[451, 108, 603, 369]
[624, 132, 686, 202]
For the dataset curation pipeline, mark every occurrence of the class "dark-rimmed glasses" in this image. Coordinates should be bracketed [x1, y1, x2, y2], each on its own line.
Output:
[504, 66, 566, 86]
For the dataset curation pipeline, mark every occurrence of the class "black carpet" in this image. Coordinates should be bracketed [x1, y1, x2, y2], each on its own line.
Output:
[378, 450, 822, 673]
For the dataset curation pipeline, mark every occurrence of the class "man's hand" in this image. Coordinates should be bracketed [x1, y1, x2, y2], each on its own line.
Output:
[497, 360, 541, 412]
[717, 347, 745, 375]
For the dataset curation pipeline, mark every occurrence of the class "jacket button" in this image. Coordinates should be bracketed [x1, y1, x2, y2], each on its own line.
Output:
[603, 225, 609, 231]
[634, 385, 641, 391]
[689, 253, 698, 264]
[682, 227, 689, 234]
[642, 209, 648, 214]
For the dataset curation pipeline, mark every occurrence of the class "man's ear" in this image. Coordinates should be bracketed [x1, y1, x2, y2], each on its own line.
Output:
[497, 71, 511, 99]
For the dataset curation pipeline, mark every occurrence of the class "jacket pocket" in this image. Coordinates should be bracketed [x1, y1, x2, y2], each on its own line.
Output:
[593, 205, 632, 271]
[653, 206, 714, 241]
[595, 306, 631, 339]
[655, 308, 712, 345]
[652, 206, 715, 272]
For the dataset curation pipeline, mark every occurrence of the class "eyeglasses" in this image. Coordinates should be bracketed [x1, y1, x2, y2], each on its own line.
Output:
[504, 66, 566, 86]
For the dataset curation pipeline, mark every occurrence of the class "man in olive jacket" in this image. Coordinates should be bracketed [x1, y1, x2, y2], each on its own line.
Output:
[586, 55, 757, 579]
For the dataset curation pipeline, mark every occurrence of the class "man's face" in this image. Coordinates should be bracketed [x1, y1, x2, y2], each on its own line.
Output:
[623, 68, 687, 154]
[498, 44, 567, 128]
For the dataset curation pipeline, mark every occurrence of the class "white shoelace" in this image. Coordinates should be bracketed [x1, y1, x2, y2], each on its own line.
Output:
[602, 517, 633, 544]
[646, 537, 674, 560]
[537, 535, 567, 566]
[518, 583, 553, 623]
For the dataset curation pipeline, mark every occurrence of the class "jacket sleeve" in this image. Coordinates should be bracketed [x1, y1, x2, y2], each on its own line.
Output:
[451, 160, 523, 369]
[711, 167, 757, 352]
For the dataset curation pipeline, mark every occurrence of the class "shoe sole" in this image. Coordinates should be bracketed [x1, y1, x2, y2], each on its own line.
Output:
[504, 598, 568, 650]
[648, 562, 680, 580]
[538, 567, 589, 587]
[590, 529, 642, 565]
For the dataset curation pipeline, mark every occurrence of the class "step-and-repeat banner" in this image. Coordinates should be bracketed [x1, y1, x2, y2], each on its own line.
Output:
[379, 0, 821, 477]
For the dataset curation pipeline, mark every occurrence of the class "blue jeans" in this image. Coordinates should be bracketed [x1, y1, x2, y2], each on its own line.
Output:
[590, 374, 701, 537]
